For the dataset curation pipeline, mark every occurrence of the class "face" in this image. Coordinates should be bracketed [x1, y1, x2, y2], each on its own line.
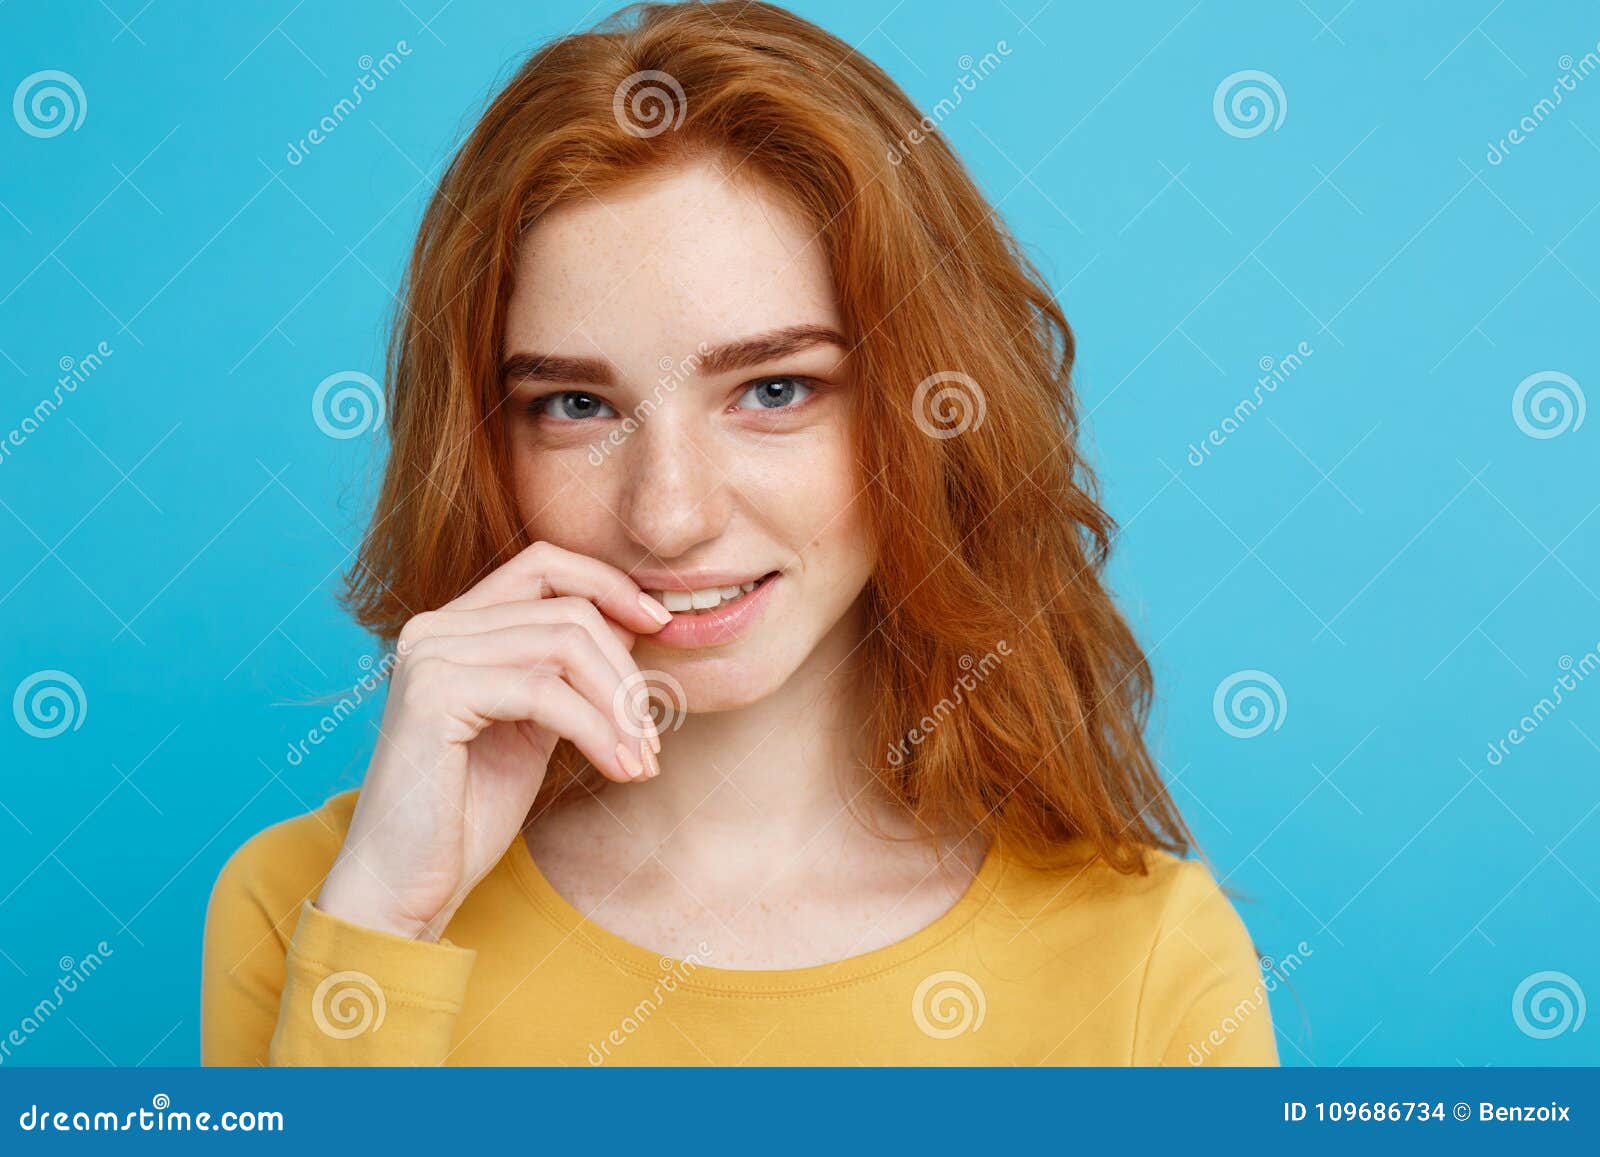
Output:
[501, 158, 875, 711]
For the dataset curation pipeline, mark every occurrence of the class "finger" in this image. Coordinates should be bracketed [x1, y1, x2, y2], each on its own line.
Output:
[397, 603, 657, 757]
[415, 659, 645, 783]
[448, 541, 672, 634]
[404, 623, 657, 756]
[401, 598, 639, 684]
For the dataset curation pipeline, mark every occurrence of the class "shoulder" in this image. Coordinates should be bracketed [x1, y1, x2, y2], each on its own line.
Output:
[985, 846, 1273, 1064]
[207, 790, 360, 927]
[987, 845, 1261, 999]
[990, 844, 1243, 943]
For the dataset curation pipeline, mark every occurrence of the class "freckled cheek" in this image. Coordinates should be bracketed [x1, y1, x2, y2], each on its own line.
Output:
[511, 451, 616, 543]
[726, 434, 872, 577]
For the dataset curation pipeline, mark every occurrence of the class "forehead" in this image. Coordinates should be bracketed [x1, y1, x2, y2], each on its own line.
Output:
[504, 160, 840, 363]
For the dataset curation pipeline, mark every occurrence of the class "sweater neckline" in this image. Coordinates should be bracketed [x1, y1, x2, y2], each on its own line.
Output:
[504, 831, 1005, 995]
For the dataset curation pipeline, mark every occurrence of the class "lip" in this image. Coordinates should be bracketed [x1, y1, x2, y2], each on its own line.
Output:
[645, 572, 780, 649]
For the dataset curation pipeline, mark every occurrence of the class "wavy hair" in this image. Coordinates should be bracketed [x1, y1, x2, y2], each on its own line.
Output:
[346, 0, 1191, 871]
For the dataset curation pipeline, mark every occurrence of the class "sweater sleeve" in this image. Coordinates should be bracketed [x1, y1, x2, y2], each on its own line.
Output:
[267, 900, 476, 1065]
[200, 798, 476, 1066]
[1132, 858, 1279, 1067]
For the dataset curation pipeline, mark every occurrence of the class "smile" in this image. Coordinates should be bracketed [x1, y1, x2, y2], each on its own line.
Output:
[638, 571, 781, 648]
[644, 572, 778, 615]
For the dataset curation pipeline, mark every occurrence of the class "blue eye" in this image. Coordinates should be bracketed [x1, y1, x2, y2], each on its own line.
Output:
[536, 392, 617, 421]
[736, 377, 814, 411]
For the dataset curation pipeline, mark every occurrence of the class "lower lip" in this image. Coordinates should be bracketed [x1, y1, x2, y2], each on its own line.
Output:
[647, 574, 779, 649]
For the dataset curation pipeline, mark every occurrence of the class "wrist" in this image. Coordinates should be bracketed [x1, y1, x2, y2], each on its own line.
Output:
[317, 862, 439, 942]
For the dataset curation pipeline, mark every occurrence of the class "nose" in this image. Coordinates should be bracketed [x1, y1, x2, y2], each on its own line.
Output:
[614, 409, 732, 560]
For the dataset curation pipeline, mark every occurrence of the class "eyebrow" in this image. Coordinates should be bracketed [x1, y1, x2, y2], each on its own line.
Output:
[500, 323, 848, 388]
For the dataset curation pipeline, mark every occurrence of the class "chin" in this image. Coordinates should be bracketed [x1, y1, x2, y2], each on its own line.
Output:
[632, 580, 870, 719]
[636, 646, 797, 717]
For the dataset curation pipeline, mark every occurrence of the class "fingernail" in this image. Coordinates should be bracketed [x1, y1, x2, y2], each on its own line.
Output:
[637, 593, 672, 626]
[646, 717, 662, 755]
[643, 746, 660, 777]
[616, 742, 644, 779]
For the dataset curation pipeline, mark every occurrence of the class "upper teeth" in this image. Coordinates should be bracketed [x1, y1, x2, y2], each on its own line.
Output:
[652, 581, 759, 613]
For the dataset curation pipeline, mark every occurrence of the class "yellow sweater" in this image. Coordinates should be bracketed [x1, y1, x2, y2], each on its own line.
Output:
[201, 791, 1277, 1066]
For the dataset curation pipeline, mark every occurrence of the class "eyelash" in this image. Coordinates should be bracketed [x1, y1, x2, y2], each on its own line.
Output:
[528, 392, 618, 422]
[733, 376, 817, 412]
[526, 376, 822, 422]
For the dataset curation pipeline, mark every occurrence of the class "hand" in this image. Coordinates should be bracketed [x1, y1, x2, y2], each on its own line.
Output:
[316, 541, 672, 941]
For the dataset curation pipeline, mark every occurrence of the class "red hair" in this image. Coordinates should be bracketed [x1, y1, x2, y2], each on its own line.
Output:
[346, 0, 1191, 871]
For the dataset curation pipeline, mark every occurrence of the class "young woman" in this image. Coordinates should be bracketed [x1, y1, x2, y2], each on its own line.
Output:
[202, 0, 1276, 1066]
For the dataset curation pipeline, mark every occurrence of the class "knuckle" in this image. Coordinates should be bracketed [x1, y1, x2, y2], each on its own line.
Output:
[401, 634, 440, 663]
[501, 673, 547, 716]
[396, 611, 437, 650]
[523, 672, 558, 701]
[551, 596, 605, 631]
[522, 542, 559, 598]
[552, 622, 589, 654]
[575, 600, 608, 632]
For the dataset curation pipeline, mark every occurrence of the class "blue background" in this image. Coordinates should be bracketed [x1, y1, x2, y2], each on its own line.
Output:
[1, 0, 1596, 1067]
